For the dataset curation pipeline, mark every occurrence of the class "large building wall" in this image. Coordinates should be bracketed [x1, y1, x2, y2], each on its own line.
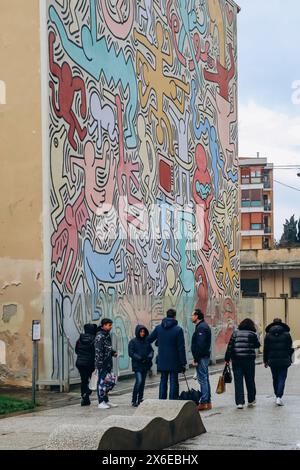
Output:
[44, 0, 239, 381]
[0, 0, 44, 385]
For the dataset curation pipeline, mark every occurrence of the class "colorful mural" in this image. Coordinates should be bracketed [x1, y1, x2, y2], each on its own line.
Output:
[47, 0, 239, 379]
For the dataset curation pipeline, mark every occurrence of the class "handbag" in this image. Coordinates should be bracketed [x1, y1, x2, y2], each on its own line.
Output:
[89, 369, 98, 391]
[223, 363, 232, 384]
[216, 374, 225, 394]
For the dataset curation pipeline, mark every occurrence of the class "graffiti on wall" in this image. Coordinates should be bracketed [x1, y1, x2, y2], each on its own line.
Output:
[47, 0, 239, 378]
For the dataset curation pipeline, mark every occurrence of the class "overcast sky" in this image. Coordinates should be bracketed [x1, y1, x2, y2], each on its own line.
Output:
[237, 0, 300, 241]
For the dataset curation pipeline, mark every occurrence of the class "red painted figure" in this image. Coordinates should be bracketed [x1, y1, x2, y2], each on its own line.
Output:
[204, 43, 235, 102]
[49, 31, 87, 150]
[51, 188, 89, 293]
[192, 143, 213, 252]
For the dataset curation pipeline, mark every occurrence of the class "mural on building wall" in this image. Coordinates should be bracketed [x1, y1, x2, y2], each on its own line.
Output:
[47, 0, 239, 379]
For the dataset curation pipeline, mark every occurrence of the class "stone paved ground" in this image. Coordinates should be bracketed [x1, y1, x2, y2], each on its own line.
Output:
[0, 363, 299, 450]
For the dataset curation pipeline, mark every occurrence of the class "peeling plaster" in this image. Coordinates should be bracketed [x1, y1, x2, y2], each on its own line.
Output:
[2, 304, 18, 323]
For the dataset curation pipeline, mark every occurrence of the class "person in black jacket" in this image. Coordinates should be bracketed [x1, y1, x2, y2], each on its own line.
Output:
[148, 309, 187, 400]
[191, 309, 212, 411]
[225, 318, 260, 409]
[264, 318, 294, 406]
[128, 325, 154, 407]
[75, 323, 97, 406]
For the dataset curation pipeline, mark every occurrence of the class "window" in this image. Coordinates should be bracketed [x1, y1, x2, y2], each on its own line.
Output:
[241, 279, 260, 297]
[291, 278, 300, 298]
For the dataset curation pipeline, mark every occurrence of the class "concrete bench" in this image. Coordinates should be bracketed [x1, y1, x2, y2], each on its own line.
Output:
[46, 399, 206, 450]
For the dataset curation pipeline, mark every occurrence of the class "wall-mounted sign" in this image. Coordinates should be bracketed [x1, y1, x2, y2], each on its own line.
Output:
[32, 320, 41, 341]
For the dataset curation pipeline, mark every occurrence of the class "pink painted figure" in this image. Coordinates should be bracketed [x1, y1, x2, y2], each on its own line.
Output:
[49, 31, 87, 151]
[115, 94, 145, 251]
[51, 188, 89, 293]
[70, 140, 116, 216]
[192, 143, 213, 252]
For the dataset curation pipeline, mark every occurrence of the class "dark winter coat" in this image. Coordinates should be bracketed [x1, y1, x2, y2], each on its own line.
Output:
[128, 325, 154, 372]
[191, 320, 211, 361]
[264, 321, 294, 369]
[225, 329, 261, 362]
[148, 318, 187, 373]
[75, 324, 97, 369]
[94, 327, 116, 372]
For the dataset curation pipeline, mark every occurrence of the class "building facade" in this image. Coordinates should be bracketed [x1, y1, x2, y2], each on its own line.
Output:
[1, 0, 240, 387]
[240, 157, 274, 250]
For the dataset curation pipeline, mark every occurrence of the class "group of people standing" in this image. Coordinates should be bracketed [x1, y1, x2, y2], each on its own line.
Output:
[75, 310, 294, 411]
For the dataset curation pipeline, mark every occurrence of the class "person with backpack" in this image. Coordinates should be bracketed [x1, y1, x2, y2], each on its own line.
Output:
[191, 309, 212, 411]
[148, 309, 187, 400]
[225, 318, 260, 409]
[264, 318, 294, 406]
[75, 323, 97, 406]
[95, 318, 118, 410]
[128, 325, 154, 407]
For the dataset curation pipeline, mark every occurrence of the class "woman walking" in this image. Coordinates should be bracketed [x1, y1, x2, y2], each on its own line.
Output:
[128, 325, 154, 407]
[225, 318, 260, 409]
[264, 318, 294, 406]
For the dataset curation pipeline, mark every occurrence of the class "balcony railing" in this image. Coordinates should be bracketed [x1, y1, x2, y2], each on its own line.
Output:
[241, 177, 263, 185]
[264, 203, 271, 211]
[264, 226, 272, 234]
[263, 180, 271, 189]
[241, 200, 263, 208]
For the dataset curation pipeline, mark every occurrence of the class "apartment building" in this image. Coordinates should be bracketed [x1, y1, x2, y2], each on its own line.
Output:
[240, 157, 274, 250]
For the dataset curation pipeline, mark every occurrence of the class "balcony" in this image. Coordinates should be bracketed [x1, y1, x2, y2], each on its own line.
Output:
[263, 180, 271, 189]
[264, 226, 272, 234]
[264, 203, 271, 211]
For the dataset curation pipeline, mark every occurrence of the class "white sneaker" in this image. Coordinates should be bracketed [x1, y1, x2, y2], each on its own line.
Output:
[107, 402, 118, 408]
[248, 400, 256, 407]
[98, 402, 110, 409]
[237, 404, 244, 409]
[276, 397, 284, 406]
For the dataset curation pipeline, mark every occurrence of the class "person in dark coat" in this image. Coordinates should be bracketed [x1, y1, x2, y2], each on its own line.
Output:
[128, 325, 154, 407]
[264, 318, 294, 406]
[225, 318, 260, 409]
[191, 309, 212, 411]
[75, 323, 97, 406]
[148, 309, 187, 400]
[95, 318, 118, 409]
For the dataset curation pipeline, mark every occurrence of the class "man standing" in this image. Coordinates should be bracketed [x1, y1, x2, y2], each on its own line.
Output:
[75, 323, 97, 406]
[148, 309, 187, 400]
[191, 309, 212, 411]
[264, 318, 294, 406]
[95, 318, 118, 410]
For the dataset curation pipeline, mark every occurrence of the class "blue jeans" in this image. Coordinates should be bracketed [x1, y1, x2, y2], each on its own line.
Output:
[196, 358, 211, 404]
[271, 367, 288, 398]
[132, 371, 147, 404]
[159, 371, 179, 400]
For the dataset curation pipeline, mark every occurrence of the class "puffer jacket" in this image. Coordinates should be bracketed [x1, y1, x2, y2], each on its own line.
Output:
[128, 325, 154, 372]
[75, 324, 97, 369]
[264, 321, 293, 368]
[148, 318, 187, 372]
[94, 328, 116, 372]
[225, 329, 260, 362]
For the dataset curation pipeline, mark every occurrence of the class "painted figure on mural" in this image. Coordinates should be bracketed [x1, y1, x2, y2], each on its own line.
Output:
[49, 31, 87, 151]
[51, 188, 89, 293]
[69, 140, 116, 216]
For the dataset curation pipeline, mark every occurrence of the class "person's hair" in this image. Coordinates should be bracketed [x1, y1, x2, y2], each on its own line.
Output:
[273, 318, 282, 323]
[166, 308, 176, 318]
[238, 318, 256, 332]
[193, 309, 204, 321]
[101, 318, 113, 327]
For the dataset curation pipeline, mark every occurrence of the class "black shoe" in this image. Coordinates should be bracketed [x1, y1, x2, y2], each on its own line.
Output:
[138, 398, 144, 405]
[81, 396, 91, 406]
[131, 402, 138, 407]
